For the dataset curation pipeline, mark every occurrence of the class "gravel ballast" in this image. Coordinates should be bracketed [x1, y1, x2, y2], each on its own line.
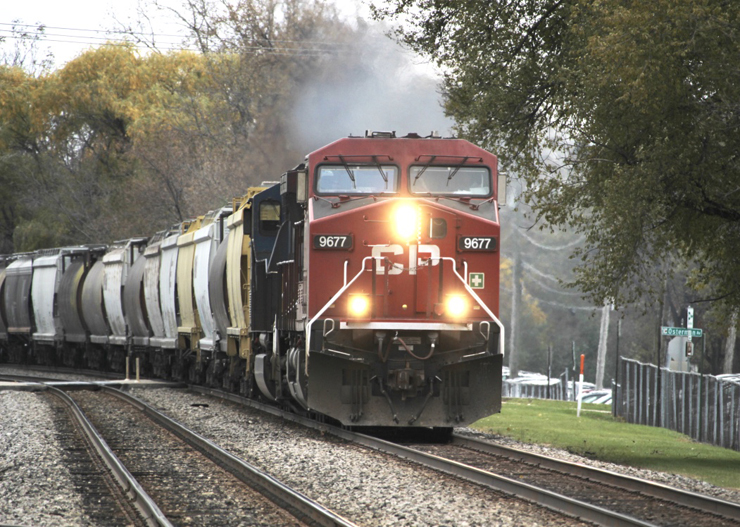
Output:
[129, 387, 583, 526]
[2, 373, 739, 526]
[0, 391, 93, 527]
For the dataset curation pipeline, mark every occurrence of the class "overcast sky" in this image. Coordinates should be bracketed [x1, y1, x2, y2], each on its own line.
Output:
[1, 0, 371, 66]
[1, 0, 453, 141]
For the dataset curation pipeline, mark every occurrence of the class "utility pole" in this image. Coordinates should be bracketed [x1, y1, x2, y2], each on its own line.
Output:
[571, 341, 576, 401]
[547, 344, 552, 399]
[656, 279, 668, 426]
[613, 318, 621, 417]
[615, 318, 621, 379]
[723, 310, 738, 374]
[509, 252, 522, 378]
[595, 301, 610, 390]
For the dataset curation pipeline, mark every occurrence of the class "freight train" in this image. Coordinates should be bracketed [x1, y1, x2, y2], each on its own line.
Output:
[0, 131, 505, 429]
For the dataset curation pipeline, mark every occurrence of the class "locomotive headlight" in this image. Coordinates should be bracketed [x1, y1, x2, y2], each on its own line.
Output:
[445, 295, 467, 318]
[394, 204, 419, 240]
[349, 295, 370, 317]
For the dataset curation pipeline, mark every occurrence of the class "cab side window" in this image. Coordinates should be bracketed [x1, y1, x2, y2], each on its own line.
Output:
[259, 200, 281, 235]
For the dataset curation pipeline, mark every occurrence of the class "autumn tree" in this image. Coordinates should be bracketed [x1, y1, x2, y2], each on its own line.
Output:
[373, 0, 740, 314]
[0, 67, 38, 252]
[126, 0, 355, 183]
[1, 45, 227, 245]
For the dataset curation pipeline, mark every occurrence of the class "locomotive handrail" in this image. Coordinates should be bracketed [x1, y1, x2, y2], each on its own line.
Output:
[305, 255, 378, 375]
[440, 256, 505, 357]
[306, 255, 505, 376]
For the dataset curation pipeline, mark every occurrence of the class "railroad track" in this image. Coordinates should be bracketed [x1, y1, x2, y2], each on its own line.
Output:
[5, 368, 739, 526]
[101, 387, 355, 527]
[42, 386, 153, 526]
[412, 435, 740, 527]
[2, 374, 355, 527]
[192, 385, 740, 527]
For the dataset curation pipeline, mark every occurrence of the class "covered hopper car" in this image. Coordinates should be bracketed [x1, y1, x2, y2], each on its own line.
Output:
[0, 131, 505, 430]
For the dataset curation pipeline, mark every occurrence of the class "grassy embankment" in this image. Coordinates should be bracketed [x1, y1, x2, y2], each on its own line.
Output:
[472, 398, 740, 490]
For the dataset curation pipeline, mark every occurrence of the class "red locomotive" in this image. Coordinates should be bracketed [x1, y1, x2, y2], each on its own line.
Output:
[254, 131, 504, 428]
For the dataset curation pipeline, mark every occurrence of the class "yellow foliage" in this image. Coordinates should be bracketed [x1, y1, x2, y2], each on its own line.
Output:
[500, 256, 548, 325]
[3, 45, 235, 149]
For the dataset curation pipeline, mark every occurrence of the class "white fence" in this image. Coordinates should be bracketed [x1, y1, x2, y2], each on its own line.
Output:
[615, 357, 740, 451]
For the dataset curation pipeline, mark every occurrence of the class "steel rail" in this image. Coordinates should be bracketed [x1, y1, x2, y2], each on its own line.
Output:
[452, 434, 740, 522]
[0, 364, 125, 381]
[101, 386, 356, 527]
[0, 373, 61, 384]
[44, 386, 173, 527]
[190, 386, 655, 527]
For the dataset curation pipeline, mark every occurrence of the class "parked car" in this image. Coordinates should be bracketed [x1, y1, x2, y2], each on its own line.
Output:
[569, 381, 597, 400]
[578, 389, 612, 404]
[716, 374, 740, 385]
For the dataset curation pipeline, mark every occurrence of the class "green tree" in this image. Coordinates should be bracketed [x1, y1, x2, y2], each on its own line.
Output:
[373, 0, 740, 311]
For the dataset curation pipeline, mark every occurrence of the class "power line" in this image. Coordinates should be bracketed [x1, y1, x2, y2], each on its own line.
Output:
[503, 282, 596, 311]
[515, 227, 585, 251]
[0, 36, 350, 57]
[0, 21, 185, 39]
[525, 270, 585, 297]
[532, 296, 600, 311]
[0, 33, 351, 57]
[522, 261, 563, 283]
[0, 29, 175, 45]
[0, 21, 354, 48]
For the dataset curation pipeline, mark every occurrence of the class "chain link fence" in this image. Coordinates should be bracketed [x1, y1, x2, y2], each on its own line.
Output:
[615, 357, 740, 451]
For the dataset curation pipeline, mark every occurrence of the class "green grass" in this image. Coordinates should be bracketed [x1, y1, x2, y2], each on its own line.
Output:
[472, 398, 740, 490]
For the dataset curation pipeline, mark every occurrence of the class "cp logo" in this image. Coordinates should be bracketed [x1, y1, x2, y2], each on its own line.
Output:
[371, 244, 440, 275]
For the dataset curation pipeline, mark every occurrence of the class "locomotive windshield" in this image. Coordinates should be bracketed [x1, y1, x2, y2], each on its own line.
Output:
[317, 165, 397, 194]
[409, 166, 491, 197]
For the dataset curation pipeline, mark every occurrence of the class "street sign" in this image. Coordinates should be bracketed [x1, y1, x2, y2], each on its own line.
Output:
[661, 326, 703, 338]
[687, 306, 694, 329]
